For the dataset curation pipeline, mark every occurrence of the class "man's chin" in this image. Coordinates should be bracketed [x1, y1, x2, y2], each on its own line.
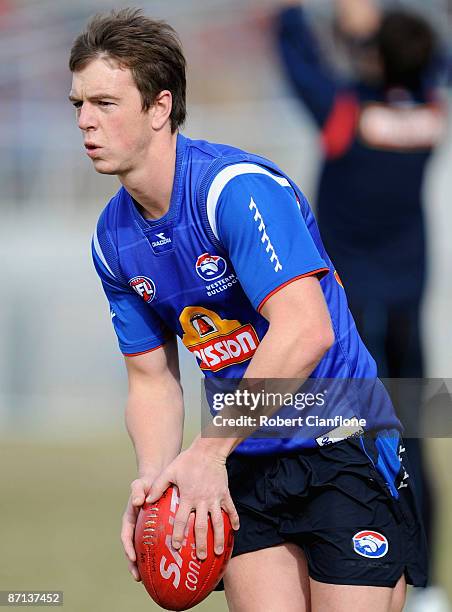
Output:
[91, 159, 118, 175]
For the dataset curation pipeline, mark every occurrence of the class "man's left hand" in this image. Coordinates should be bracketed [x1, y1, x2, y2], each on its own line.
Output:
[145, 442, 240, 560]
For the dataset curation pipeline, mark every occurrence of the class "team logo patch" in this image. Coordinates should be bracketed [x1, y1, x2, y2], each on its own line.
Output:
[352, 531, 388, 559]
[129, 276, 156, 303]
[180, 306, 259, 372]
[195, 253, 227, 282]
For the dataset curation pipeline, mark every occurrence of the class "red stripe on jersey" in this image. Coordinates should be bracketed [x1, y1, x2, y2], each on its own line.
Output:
[123, 345, 164, 357]
[321, 93, 358, 159]
[257, 268, 330, 313]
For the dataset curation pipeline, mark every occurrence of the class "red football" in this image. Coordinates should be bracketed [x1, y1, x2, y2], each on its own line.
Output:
[134, 485, 234, 611]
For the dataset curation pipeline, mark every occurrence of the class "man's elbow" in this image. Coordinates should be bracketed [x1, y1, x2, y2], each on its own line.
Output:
[320, 321, 335, 354]
[300, 321, 335, 367]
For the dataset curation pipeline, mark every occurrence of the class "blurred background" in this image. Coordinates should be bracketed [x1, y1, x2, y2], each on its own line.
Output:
[1, 0, 452, 610]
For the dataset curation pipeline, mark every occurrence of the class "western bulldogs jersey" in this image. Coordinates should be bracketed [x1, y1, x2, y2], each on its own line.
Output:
[92, 134, 401, 454]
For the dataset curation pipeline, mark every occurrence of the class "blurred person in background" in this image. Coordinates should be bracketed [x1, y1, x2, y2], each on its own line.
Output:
[276, 1, 449, 610]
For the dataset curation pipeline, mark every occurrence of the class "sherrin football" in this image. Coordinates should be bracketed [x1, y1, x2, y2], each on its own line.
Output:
[134, 485, 234, 611]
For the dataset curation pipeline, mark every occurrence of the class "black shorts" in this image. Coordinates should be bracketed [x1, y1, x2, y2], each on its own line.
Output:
[218, 434, 428, 589]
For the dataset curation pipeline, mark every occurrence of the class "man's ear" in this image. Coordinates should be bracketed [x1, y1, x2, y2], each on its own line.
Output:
[150, 90, 173, 131]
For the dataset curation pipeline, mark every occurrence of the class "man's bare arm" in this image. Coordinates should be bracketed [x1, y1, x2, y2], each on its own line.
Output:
[121, 335, 184, 581]
[125, 335, 184, 479]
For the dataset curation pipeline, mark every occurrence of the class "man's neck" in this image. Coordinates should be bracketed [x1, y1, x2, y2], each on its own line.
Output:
[119, 131, 178, 220]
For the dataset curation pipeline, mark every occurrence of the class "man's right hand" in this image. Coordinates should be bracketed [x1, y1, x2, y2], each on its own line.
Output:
[120, 477, 153, 582]
[336, 0, 380, 39]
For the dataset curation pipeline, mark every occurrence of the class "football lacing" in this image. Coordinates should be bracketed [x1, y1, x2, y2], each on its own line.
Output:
[142, 507, 159, 546]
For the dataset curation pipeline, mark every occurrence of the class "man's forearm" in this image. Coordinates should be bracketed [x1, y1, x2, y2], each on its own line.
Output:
[126, 379, 184, 479]
[194, 320, 333, 458]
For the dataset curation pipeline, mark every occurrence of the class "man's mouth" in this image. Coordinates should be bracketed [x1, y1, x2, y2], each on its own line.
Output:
[85, 143, 101, 157]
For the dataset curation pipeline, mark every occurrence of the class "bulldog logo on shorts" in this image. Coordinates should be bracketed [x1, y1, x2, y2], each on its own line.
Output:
[352, 530, 388, 559]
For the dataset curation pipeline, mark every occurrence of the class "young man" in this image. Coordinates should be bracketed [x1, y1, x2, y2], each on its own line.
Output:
[69, 9, 426, 611]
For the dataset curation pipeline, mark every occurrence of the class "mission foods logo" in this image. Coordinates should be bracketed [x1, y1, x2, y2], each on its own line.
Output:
[129, 276, 156, 303]
[180, 306, 259, 372]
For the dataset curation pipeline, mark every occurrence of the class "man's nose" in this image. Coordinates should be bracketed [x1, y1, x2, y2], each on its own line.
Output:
[77, 103, 97, 131]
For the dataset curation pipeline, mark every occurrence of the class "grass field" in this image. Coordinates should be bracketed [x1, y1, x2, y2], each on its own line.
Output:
[0, 435, 451, 611]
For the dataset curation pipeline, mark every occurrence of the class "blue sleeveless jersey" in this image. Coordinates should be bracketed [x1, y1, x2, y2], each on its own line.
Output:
[92, 134, 401, 455]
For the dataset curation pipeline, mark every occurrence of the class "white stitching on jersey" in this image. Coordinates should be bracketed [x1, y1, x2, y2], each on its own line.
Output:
[248, 197, 283, 272]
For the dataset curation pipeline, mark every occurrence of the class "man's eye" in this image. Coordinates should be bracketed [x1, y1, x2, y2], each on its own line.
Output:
[72, 101, 82, 109]
[98, 101, 113, 107]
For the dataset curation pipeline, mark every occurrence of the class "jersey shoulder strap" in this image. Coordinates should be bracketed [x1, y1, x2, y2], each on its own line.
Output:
[196, 152, 309, 250]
